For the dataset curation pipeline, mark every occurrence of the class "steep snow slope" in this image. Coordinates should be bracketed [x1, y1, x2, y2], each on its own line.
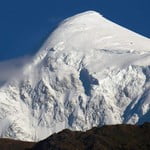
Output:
[0, 11, 150, 141]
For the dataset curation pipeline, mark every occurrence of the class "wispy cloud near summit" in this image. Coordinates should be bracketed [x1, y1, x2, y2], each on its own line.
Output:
[0, 56, 32, 86]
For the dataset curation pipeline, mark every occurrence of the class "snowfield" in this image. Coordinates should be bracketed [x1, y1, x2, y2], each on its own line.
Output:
[0, 11, 150, 141]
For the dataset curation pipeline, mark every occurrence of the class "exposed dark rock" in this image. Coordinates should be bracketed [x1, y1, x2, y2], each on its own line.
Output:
[31, 122, 150, 150]
[1, 123, 150, 150]
[0, 138, 34, 150]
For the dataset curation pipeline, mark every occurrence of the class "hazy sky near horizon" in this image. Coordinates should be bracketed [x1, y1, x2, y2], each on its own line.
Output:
[0, 0, 150, 83]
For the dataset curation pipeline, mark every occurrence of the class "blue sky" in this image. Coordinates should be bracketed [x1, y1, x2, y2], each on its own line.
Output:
[0, 0, 150, 61]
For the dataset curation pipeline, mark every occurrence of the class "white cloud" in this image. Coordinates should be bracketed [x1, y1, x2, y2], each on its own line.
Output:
[0, 55, 32, 86]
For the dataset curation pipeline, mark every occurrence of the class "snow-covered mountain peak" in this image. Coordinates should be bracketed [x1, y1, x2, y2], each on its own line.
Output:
[0, 11, 150, 141]
[34, 11, 150, 66]
[33, 11, 150, 75]
[58, 10, 104, 29]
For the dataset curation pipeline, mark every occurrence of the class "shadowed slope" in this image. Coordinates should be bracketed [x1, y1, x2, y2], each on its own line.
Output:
[0, 139, 34, 150]
[31, 123, 150, 150]
[0, 123, 150, 150]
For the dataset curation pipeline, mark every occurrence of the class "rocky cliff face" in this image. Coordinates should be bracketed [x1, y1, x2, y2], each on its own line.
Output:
[0, 11, 150, 141]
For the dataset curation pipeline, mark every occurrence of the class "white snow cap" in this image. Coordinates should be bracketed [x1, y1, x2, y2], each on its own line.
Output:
[43, 10, 150, 51]
[35, 10, 150, 66]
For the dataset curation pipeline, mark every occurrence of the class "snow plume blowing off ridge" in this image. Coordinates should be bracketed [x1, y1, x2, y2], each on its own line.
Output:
[0, 56, 32, 86]
[0, 11, 150, 141]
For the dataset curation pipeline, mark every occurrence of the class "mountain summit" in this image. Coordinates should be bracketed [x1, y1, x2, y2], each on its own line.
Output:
[0, 11, 150, 141]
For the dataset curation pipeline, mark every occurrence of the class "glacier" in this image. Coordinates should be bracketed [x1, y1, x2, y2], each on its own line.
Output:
[0, 11, 150, 141]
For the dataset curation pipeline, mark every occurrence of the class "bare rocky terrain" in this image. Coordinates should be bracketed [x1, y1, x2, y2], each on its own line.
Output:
[1, 123, 150, 150]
